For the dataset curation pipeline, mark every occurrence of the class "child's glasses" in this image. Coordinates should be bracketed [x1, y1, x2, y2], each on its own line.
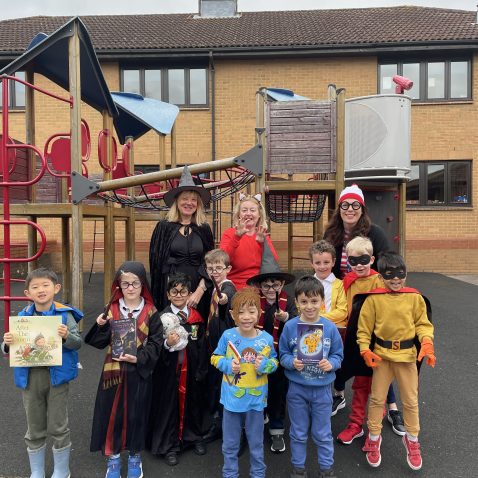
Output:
[169, 288, 190, 297]
[120, 280, 142, 289]
[261, 283, 282, 291]
[206, 266, 226, 274]
[348, 254, 371, 266]
[339, 201, 362, 211]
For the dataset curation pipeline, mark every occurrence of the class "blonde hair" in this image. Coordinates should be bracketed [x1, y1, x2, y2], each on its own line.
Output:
[346, 236, 373, 256]
[166, 190, 207, 226]
[232, 194, 268, 230]
[205, 249, 230, 267]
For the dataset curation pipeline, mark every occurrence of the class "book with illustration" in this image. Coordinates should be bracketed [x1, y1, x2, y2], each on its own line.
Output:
[111, 317, 137, 359]
[297, 322, 324, 363]
[9, 315, 62, 367]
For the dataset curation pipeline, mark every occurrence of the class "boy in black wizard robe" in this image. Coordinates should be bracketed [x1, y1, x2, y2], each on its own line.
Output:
[246, 240, 297, 454]
[148, 273, 209, 467]
[85, 261, 163, 478]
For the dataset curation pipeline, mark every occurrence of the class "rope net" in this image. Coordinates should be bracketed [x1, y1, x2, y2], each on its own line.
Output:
[266, 192, 326, 223]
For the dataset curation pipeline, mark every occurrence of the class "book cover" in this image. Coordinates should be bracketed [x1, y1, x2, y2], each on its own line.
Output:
[297, 322, 324, 363]
[9, 315, 62, 367]
[111, 317, 137, 359]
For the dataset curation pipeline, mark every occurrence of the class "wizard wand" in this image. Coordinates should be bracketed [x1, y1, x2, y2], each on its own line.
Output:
[211, 276, 222, 297]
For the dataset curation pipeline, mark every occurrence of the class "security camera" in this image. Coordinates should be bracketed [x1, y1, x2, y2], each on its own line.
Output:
[392, 75, 413, 94]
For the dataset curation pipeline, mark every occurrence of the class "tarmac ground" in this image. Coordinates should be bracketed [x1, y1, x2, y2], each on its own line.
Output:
[0, 272, 476, 478]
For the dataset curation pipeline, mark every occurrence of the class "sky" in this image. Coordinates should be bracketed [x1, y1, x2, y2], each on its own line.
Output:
[0, 0, 476, 20]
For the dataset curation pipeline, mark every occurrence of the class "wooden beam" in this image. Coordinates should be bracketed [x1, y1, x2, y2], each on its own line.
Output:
[265, 180, 336, 192]
[335, 89, 346, 202]
[159, 134, 166, 171]
[69, 21, 83, 311]
[170, 124, 177, 168]
[399, 181, 407, 258]
[61, 217, 71, 303]
[125, 136, 135, 261]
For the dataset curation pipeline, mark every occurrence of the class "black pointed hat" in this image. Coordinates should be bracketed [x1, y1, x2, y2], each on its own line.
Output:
[246, 240, 295, 286]
[163, 165, 211, 207]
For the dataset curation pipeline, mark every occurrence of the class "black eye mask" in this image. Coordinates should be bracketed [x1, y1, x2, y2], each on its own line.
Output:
[382, 268, 407, 280]
[348, 254, 371, 266]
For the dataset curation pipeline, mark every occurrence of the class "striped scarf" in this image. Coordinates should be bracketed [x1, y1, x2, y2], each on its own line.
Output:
[102, 300, 155, 390]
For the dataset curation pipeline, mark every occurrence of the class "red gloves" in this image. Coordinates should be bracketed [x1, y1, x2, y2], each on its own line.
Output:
[418, 337, 436, 368]
[360, 349, 382, 368]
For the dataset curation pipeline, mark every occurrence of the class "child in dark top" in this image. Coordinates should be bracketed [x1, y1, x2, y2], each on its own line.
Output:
[279, 276, 343, 478]
[247, 262, 297, 454]
[148, 273, 209, 467]
[85, 261, 162, 478]
[203, 249, 237, 443]
[2, 267, 82, 478]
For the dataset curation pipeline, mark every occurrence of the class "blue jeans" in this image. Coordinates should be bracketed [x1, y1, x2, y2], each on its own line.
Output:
[287, 381, 334, 471]
[222, 409, 265, 478]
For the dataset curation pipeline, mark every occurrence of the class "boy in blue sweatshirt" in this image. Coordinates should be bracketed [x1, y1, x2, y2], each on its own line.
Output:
[279, 276, 343, 478]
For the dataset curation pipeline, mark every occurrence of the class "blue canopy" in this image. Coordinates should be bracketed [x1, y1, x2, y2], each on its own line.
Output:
[111, 92, 180, 143]
[0, 17, 118, 118]
[265, 88, 310, 102]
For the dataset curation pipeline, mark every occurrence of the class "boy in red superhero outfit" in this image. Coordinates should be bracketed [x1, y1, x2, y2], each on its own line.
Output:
[358, 251, 435, 471]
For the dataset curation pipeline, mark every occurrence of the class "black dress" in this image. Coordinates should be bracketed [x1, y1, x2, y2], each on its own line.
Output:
[149, 221, 214, 319]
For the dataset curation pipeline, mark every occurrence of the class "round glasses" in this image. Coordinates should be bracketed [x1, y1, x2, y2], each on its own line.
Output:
[261, 283, 282, 291]
[339, 201, 362, 211]
[120, 280, 142, 289]
[169, 288, 189, 297]
[206, 266, 226, 274]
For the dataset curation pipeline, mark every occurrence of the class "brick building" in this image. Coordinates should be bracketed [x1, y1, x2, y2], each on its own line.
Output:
[0, 4, 477, 273]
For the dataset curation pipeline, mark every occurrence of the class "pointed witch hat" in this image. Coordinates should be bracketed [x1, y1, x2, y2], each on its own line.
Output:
[163, 165, 211, 207]
[246, 239, 295, 286]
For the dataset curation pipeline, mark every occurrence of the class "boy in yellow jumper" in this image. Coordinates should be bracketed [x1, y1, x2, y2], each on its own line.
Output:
[337, 237, 404, 444]
[358, 251, 435, 471]
[309, 240, 347, 416]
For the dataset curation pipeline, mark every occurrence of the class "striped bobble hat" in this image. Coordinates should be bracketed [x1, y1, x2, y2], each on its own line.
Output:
[338, 184, 364, 205]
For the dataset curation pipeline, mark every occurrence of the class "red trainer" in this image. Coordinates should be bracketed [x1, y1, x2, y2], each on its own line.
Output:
[402, 435, 422, 470]
[337, 422, 364, 445]
[362, 434, 382, 468]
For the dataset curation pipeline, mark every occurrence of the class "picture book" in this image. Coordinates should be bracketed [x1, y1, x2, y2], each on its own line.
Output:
[111, 317, 137, 359]
[9, 315, 62, 367]
[297, 322, 324, 363]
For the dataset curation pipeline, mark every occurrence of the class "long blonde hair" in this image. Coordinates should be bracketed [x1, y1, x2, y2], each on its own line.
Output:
[232, 194, 268, 230]
[166, 190, 207, 225]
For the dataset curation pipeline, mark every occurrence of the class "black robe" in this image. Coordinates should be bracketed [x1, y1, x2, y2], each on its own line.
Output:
[148, 306, 209, 455]
[340, 289, 432, 383]
[85, 310, 163, 455]
[149, 220, 214, 319]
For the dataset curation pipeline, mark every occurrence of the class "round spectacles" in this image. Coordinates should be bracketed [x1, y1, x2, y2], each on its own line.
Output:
[339, 201, 362, 211]
[206, 266, 226, 274]
[261, 283, 282, 291]
[120, 280, 142, 289]
[169, 288, 189, 297]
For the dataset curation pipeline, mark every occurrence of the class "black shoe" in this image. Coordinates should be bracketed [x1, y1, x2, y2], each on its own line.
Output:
[238, 429, 248, 457]
[203, 423, 222, 443]
[194, 441, 207, 456]
[290, 468, 307, 478]
[387, 409, 406, 436]
[331, 395, 346, 417]
[270, 434, 286, 453]
[165, 452, 178, 466]
[319, 469, 337, 478]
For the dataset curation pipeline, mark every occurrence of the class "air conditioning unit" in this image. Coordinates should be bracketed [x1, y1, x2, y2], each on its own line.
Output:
[345, 94, 411, 180]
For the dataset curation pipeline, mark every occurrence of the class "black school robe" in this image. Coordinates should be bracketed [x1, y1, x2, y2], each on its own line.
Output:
[85, 309, 163, 455]
[340, 287, 432, 382]
[149, 220, 214, 319]
[148, 306, 209, 455]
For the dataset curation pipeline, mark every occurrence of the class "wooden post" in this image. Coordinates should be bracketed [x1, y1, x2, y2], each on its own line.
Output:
[159, 134, 166, 171]
[170, 124, 177, 168]
[103, 112, 115, 303]
[399, 181, 407, 259]
[69, 22, 84, 311]
[335, 89, 346, 204]
[125, 136, 135, 261]
[61, 217, 71, 303]
[255, 89, 266, 193]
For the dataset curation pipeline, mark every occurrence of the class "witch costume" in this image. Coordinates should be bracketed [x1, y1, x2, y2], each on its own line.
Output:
[85, 262, 163, 456]
[149, 166, 214, 319]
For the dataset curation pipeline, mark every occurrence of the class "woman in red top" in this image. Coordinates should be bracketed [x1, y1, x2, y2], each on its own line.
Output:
[220, 193, 278, 290]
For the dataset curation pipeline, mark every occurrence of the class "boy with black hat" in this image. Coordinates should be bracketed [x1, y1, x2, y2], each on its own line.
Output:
[247, 241, 297, 454]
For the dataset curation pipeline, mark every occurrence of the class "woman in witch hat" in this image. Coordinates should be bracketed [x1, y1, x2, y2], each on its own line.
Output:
[149, 166, 214, 320]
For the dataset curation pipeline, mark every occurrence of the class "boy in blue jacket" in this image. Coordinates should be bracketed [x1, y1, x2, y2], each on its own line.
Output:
[279, 275, 343, 478]
[2, 268, 83, 478]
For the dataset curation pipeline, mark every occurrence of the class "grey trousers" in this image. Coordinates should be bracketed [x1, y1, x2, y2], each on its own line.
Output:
[22, 367, 71, 450]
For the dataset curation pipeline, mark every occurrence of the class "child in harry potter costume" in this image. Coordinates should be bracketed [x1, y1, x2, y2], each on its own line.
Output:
[85, 261, 163, 478]
[149, 165, 214, 320]
[148, 273, 209, 467]
[246, 240, 297, 454]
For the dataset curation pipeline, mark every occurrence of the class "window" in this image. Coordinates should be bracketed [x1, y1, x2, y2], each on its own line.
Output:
[379, 59, 471, 101]
[121, 67, 208, 107]
[406, 161, 471, 206]
[0, 71, 26, 109]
